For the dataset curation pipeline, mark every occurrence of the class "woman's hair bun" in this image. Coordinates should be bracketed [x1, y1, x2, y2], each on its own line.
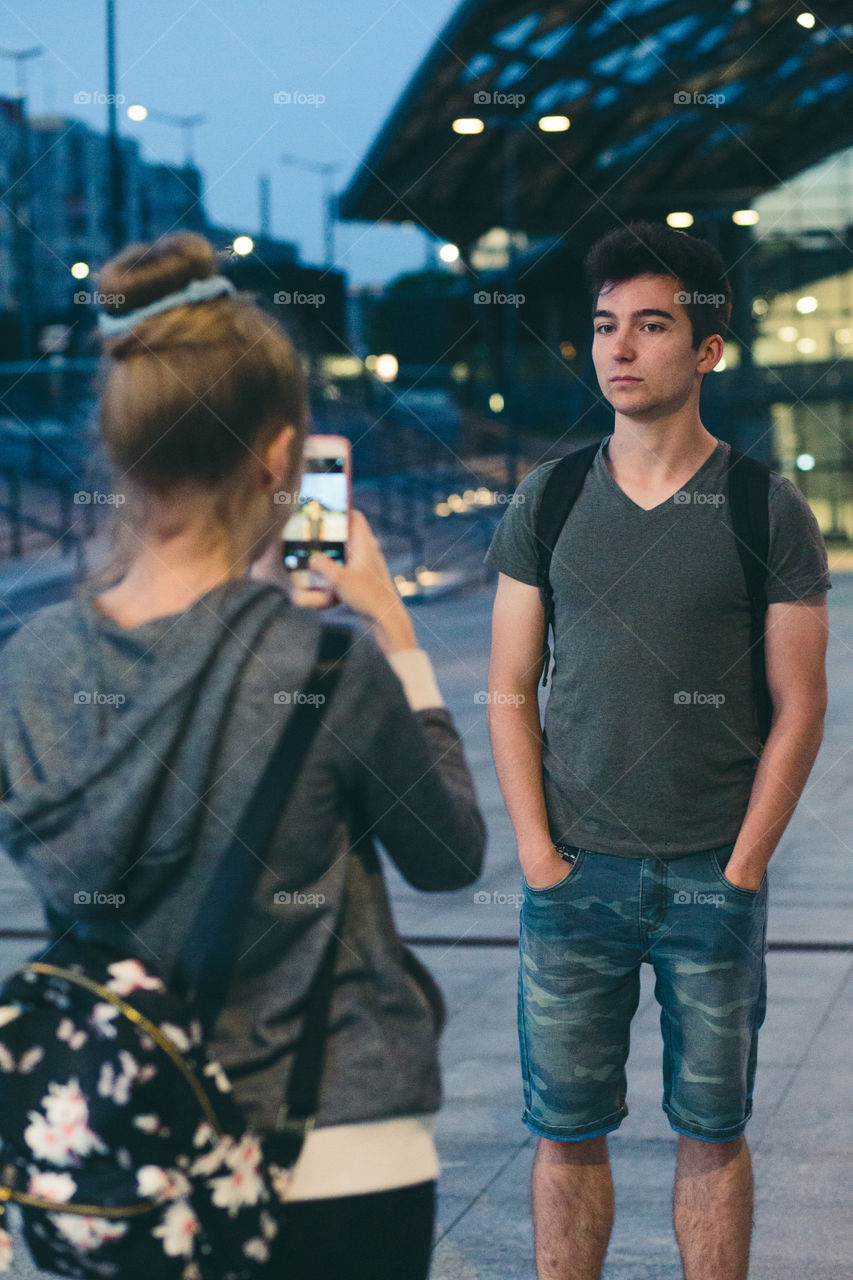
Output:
[98, 231, 219, 319]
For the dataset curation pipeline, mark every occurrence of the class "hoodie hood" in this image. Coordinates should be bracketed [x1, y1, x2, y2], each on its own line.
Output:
[0, 577, 304, 923]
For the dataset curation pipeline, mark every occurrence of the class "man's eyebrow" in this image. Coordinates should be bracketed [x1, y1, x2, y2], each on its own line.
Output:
[593, 308, 676, 321]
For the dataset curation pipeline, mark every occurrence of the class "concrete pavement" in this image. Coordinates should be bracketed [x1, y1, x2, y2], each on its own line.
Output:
[1, 563, 851, 1277]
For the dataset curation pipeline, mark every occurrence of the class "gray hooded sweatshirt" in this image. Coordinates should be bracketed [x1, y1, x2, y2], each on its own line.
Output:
[0, 577, 485, 1132]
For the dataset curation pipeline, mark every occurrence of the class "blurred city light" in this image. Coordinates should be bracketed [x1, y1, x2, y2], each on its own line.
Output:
[452, 118, 484, 134]
[489, 392, 504, 413]
[232, 235, 254, 255]
[70, 262, 90, 279]
[538, 115, 570, 132]
[796, 295, 818, 314]
[796, 12, 816, 29]
[732, 209, 759, 226]
[126, 104, 148, 122]
[374, 353, 399, 381]
[778, 326, 799, 342]
[666, 211, 694, 228]
[439, 242, 460, 263]
[796, 337, 817, 354]
[796, 453, 816, 470]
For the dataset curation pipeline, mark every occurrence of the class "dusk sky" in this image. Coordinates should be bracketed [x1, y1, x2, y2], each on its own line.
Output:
[0, 0, 461, 284]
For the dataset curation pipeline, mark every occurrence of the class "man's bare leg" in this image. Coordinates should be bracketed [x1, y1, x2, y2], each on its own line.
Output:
[532, 1135, 614, 1280]
[673, 1134, 753, 1280]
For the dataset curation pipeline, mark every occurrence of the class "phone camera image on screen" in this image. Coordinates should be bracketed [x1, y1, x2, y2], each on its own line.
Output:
[282, 457, 347, 569]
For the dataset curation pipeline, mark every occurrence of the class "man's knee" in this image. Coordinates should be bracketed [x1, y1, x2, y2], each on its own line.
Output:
[536, 1134, 610, 1167]
[677, 1132, 747, 1169]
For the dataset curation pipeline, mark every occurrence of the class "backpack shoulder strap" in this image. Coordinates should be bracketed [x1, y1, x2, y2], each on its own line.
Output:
[176, 622, 353, 1025]
[535, 441, 603, 686]
[726, 447, 773, 746]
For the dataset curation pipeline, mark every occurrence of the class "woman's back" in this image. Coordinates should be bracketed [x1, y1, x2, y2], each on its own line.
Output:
[0, 576, 484, 1133]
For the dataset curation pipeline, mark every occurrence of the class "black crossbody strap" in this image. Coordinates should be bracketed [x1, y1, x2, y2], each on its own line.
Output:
[727, 448, 773, 745]
[535, 441, 602, 687]
[176, 624, 352, 1029]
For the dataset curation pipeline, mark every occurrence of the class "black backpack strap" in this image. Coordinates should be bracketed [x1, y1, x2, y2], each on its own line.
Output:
[726, 448, 773, 745]
[176, 623, 352, 1029]
[535, 441, 602, 687]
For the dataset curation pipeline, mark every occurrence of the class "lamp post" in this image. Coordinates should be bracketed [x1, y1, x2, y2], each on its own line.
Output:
[0, 44, 43, 358]
[451, 113, 569, 489]
[280, 153, 342, 268]
[105, 0, 125, 252]
[126, 104, 207, 166]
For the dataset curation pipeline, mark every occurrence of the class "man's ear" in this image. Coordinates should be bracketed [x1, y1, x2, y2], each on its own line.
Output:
[697, 333, 725, 374]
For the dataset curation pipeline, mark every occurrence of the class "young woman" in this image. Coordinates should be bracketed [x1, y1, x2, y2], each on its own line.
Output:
[0, 232, 485, 1279]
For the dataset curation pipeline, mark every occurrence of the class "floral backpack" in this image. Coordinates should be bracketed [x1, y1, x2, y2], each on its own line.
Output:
[0, 626, 349, 1279]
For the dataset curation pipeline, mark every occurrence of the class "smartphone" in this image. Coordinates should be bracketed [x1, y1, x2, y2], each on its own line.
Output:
[282, 435, 351, 590]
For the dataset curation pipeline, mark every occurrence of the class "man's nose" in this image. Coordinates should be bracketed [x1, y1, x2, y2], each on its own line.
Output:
[612, 332, 635, 360]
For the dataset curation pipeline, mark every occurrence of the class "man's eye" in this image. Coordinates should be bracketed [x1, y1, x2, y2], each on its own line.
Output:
[594, 325, 613, 334]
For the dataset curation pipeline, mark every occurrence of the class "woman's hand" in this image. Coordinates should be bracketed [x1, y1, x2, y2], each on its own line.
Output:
[252, 510, 417, 656]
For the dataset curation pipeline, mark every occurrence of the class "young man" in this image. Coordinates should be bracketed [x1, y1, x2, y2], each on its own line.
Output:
[485, 221, 831, 1280]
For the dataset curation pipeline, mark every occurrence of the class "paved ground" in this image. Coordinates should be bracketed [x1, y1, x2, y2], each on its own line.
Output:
[0, 549, 851, 1278]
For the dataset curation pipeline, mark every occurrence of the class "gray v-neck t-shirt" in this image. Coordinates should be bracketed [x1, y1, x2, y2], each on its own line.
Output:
[485, 435, 831, 857]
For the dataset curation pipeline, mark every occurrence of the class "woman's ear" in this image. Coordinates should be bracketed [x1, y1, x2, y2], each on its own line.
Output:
[261, 424, 299, 489]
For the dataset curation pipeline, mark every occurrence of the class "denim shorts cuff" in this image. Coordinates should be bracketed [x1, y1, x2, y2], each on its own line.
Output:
[664, 1107, 751, 1143]
[522, 1106, 626, 1142]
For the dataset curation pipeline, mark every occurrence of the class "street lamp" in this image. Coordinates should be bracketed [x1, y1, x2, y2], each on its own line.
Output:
[450, 112, 570, 488]
[126, 105, 207, 166]
[280, 153, 342, 267]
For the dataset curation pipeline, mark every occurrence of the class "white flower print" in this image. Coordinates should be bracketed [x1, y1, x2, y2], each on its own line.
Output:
[50, 1213, 129, 1252]
[105, 960, 164, 997]
[240, 1205, 278, 1260]
[18, 1046, 44, 1074]
[158, 1023, 191, 1053]
[243, 1236, 270, 1263]
[152, 1199, 199, 1258]
[57, 1019, 87, 1051]
[209, 1135, 266, 1212]
[0, 1045, 43, 1074]
[89, 1004, 119, 1038]
[189, 1136, 229, 1178]
[202, 1059, 232, 1093]
[0, 1226, 12, 1272]
[192, 1121, 214, 1148]
[269, 1163, 294, 1201]
[0, 1006, 21, 1028]
[136, 1166, 191, 1202]
[24, 1079, 106, 1167]
[133, 1114, 161, 1135]
[27, 1171, 76, 1202]
[97, 1051, 141, 1106]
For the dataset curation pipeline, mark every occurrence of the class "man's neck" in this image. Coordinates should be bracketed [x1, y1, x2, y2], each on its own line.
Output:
[605, 418, 718, 483]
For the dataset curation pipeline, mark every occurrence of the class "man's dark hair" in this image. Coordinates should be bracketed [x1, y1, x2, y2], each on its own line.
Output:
[583, 220, 732, 348]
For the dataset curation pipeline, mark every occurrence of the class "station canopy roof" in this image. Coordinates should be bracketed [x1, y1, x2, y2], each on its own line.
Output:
[338, 0, 853, 246]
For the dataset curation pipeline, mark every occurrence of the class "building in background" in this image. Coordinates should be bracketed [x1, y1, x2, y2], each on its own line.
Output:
[339, 0, 853, 540]
[0, 102, 345, 362]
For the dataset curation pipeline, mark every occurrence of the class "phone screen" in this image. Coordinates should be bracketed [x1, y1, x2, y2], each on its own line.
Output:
[282, 455, 348, 570]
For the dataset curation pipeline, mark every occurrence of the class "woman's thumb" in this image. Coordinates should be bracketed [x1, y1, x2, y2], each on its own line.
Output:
[308, 553, 342, 585]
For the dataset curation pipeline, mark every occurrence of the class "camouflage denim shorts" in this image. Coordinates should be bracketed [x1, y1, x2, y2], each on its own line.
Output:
[518, 842, 768, 1142]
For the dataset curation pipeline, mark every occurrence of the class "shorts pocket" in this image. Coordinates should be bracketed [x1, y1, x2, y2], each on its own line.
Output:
[523, 847, 588, 895]
[710, 849, 763, 898]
